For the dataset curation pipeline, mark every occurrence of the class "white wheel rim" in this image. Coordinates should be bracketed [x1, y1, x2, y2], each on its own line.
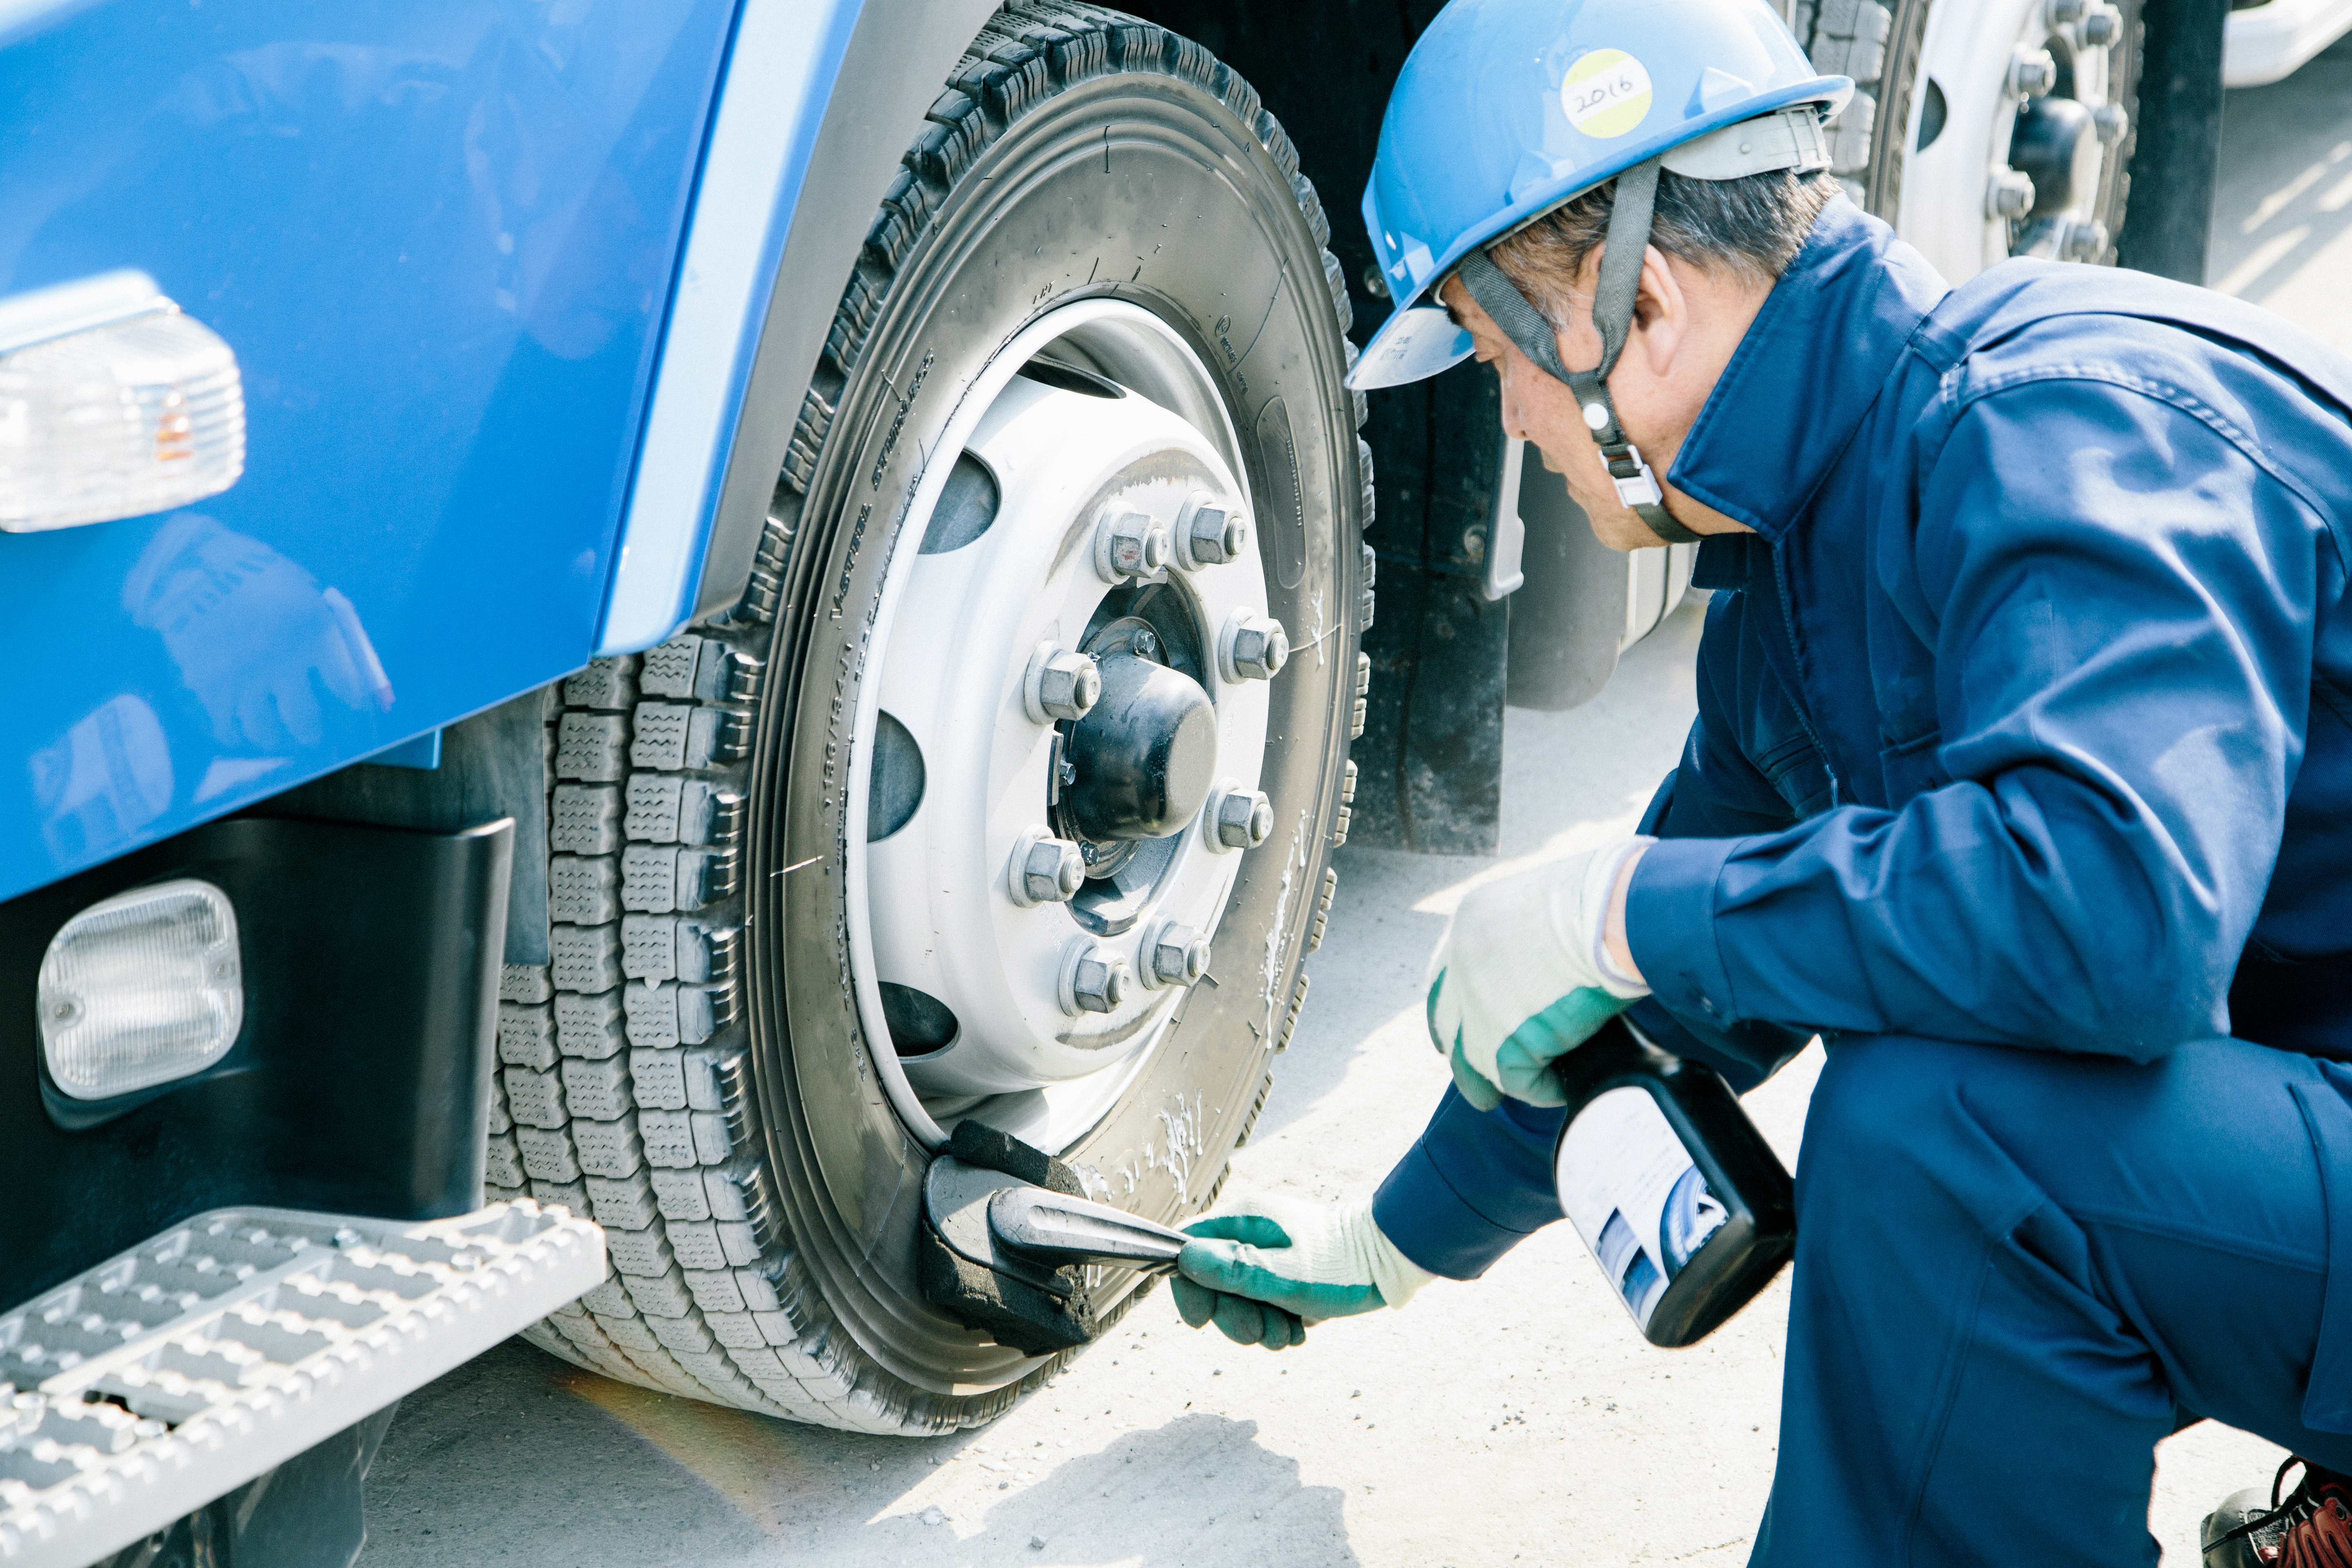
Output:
[1901, 0, 2126, 283]
[845, 300, 1272, 1155]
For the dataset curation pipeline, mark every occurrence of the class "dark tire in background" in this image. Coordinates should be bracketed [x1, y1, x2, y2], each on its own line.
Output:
[488, 2, 1365, 1434]
[1797, 0, 2144, 274]
[1127, 0, 1519, 855]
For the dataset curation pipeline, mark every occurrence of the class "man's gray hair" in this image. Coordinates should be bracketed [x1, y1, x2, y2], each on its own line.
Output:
[1489, 166, 1836, 333]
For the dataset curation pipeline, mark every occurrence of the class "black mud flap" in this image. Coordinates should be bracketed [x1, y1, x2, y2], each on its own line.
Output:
[916, 1123, 1101, 1356]
[94, 1405, 399, 1568]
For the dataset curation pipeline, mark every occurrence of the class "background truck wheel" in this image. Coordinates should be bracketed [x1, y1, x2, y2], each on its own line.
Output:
[489, 2, 1364, 1434]
[1798, 0, 2144, 280]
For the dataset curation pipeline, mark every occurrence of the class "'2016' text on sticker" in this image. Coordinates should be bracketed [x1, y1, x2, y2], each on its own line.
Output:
[1563, 48, 1654, 140]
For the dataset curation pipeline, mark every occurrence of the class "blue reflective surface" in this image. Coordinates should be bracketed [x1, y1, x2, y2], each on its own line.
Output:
[0, 0, 739, 902]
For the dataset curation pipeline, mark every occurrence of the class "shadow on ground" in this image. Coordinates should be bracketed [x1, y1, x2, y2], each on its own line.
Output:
[2208, 33, 2352, 350]
[364, 1340, 1358, 1568]
[893, 1413, 1360, 1568]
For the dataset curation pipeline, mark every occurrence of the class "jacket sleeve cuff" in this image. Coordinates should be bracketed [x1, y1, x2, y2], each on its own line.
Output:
[1370, 1086, 1567, 1281]
[1626, 833, 1741, 1025]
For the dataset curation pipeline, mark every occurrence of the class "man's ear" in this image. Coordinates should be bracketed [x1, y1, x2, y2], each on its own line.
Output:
[1630, 243, 1689, 375]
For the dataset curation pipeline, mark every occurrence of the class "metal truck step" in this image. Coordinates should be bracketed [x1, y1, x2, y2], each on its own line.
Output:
[0, 1200, 603, 1568]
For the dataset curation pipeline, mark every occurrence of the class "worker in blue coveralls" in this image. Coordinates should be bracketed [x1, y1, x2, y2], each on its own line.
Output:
[1165, 1, 2352, 1564]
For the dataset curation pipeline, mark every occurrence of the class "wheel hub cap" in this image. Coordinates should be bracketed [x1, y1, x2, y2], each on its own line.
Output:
[2010, 95, 2098, 218]
[1062, 626, 1218, 844]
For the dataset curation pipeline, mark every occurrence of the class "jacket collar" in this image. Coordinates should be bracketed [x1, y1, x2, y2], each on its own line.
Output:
[1666, 199, 1950, 544]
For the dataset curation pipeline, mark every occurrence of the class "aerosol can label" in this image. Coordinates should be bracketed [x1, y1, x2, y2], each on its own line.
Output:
[1557, 1086, 1728, 1330]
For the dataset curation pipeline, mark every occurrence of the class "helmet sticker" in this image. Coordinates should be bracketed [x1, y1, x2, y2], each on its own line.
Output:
[1562, 49, 1654, 140]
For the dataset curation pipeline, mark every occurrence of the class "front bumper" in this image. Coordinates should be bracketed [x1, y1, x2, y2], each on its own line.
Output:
[0, 1200, 602, 1568]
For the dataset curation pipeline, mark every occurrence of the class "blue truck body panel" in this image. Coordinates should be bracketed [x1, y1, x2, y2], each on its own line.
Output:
[0, 0, 748, 903]
[592, 0, 863, 659]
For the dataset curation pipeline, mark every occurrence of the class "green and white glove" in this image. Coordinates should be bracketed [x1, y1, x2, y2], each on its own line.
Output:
[1426, 837, 1653, 1110]
[1171, 1194, 1434, 1350]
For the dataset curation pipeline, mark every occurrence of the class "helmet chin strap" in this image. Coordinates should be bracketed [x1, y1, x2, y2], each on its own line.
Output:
[1453, 158, 1699, 547]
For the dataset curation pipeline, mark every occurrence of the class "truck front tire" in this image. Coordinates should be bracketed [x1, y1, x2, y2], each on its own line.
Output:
[495, 2, 1364, 1434]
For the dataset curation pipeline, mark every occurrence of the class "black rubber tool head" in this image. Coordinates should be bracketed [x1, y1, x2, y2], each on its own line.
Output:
[916, 1122, 1099, 1355]
[946, 1119, 1085, 1198]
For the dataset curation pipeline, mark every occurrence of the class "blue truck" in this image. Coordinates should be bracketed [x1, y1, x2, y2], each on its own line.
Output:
[0, 0, 2227, 1561]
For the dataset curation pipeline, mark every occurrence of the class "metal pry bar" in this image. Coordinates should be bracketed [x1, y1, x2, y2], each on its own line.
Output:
[987, 1185, 1193, 1271]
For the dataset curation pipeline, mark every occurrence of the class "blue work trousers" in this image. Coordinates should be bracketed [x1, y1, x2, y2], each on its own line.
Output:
[1753, 1034, 2352, 1567]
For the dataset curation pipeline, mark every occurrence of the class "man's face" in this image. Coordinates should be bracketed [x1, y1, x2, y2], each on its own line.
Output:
[1438, 245, 1769, 550]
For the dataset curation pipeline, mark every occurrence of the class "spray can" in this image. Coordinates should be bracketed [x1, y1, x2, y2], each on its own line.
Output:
[1550, 1016, 1795, 1347]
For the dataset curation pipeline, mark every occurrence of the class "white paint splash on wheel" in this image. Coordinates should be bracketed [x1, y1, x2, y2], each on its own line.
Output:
[1100, 1088, 1209, 1204]
[1154, 1094, 1206, 1203]
[1261, 809, 1310, 1037]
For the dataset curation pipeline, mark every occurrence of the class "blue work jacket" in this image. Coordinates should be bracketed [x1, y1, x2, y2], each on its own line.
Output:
[1373, 198, 2352, 1279]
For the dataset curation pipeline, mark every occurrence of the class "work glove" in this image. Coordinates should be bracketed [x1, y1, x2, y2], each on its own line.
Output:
[1426, 837, 1652, 1110]
[1171, 1194, 1434, 1350]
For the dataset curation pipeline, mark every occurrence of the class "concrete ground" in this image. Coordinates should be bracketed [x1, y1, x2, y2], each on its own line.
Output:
[2206, 31, 2352, 346]
[357, 49, 2351, 1568]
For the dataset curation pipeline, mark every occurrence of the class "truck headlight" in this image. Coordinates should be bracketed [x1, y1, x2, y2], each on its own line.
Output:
[39, 879, 245, 1100]
[0, 270, 246, 534]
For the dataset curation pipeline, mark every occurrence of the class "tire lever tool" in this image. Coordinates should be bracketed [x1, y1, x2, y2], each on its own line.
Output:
[916, 1120, 1191, 1355]
[924, 1154, 1191, 1292]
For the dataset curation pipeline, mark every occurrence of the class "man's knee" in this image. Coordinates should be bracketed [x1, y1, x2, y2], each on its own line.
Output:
[1796, 1035, 2054, 1251]
[1802, 1034, 1963, 1174]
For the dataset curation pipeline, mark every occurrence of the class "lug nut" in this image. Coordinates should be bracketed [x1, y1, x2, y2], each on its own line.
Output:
[1205, 783, 1274, 852]
[2063, 219, 2111, 261]
[1010, 826, 1085, 906]
[2046, 0, 2085, 22]
[1061, 940, 1134, 1016]
[2009, 47, 2058, 96]
[1145, 922, 1213, 987]
[2092, 103, 2129, 144]
[1178, 497, 1250, 568]
[1095, 510, 1172, 582]
[2081, 7, 2119, 45]
[1024, 642, 1101, 723]
[1220, 611, 1290, 682]
[1987, 167, 2037, 219]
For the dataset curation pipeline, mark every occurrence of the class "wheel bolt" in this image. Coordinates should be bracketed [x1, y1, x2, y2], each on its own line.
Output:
[2063, 219, 2111, 261]
[1145, 922, 1213, 987]
[1221, 610, 1289, 682]
[2045, 0, 2085, 22]
[1024, 642, 1101, 723]
[1179, 497, 1250, 568]
[1061, 940, 1133, 1016]
[2009, 47, 2057, 96]
[1987, 167, 2037, 219]
[2080, 7, 2119, 45]
[1206, 783, 1274, 852]
[1096, 510, 1172, 582]
[2092, 104, 2129, 144]
[1010, 826, 1085, 906]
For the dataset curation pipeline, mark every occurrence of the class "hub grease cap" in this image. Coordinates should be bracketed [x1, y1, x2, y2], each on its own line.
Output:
[1064, 640, 1218, 842]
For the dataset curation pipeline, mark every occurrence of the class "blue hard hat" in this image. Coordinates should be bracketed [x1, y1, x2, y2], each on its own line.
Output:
[1350, 0, 1852, 390]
